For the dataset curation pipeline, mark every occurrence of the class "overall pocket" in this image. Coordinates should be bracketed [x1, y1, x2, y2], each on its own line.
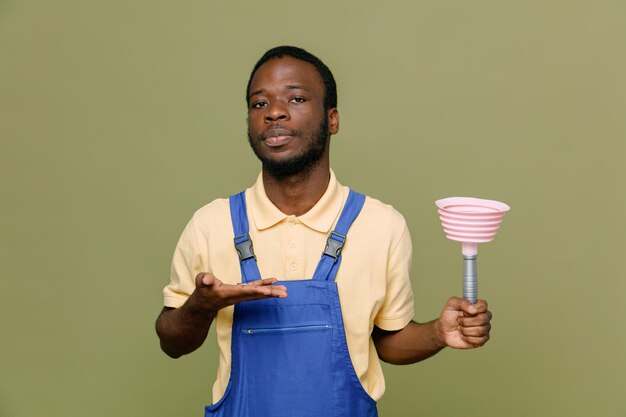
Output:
[239, 321, 334, 417]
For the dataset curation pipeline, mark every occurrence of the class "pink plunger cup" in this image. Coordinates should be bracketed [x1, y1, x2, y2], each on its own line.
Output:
[435, 197, 510, 304]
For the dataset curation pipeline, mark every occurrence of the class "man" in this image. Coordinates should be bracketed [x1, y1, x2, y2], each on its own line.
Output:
[156, 46, 492, 416]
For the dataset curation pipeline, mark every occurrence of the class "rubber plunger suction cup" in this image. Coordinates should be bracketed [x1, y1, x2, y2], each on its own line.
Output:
[435, 197, 510, 304]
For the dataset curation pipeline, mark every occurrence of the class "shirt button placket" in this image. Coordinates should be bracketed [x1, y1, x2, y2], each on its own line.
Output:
[285, 217, 298, 279]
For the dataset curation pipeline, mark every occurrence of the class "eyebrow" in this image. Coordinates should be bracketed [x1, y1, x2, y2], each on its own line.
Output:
[248, 84, 311, 100]
[286, 84, 310, 92]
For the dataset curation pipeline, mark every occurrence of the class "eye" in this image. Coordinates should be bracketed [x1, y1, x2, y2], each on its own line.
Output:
[290, 97, 306, 104]
[251, 101, 267, 109]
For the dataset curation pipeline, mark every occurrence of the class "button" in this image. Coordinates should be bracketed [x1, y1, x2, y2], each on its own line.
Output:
[288, 221, 296, 228]
[290, 263, 297, 271]
[289, 241, 296, 248]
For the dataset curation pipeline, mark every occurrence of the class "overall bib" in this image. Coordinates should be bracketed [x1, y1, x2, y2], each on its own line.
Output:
[204, 189, 378, 417]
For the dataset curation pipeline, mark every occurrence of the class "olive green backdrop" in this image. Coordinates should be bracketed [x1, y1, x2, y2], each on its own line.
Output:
[1, 1, 625, 416]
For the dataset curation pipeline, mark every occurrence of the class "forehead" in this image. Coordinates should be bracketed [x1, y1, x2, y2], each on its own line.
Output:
[249, 56, 324, 95]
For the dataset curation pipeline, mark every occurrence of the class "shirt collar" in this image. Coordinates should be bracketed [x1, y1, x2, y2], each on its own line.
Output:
[247, 169, 346, 233]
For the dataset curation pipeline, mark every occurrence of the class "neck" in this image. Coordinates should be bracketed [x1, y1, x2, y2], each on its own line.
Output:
[262, 159, 330, 216]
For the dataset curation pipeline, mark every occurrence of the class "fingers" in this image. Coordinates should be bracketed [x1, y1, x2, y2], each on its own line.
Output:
[464, 299, 488, 316]
[453, 321, 491, 348]
[230, 282, 288, 299]
[443, 297, 474, 315]
[444, 297, 489, 315]
[237, 278, 287, 297]
[194, 273, 288, 304]
[246, 278, 279, 287]
[459, 310, 492, 326]
[458, 301, 492, 347]
[441, 296, 493, 349]
[459, 321, 491, 337]
[460, 334, 490, 348]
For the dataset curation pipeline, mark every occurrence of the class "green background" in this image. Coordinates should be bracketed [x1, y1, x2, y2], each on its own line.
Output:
[2, 1, 625, 416]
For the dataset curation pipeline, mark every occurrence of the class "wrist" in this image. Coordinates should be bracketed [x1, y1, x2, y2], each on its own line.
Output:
[183, 293, 218, 322]
[432, 319, 447, 350]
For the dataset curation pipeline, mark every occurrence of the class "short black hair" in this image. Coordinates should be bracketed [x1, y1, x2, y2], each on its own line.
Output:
[246, 46, 337, 111]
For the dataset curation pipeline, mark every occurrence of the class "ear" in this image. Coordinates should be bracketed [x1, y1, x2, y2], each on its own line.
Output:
[327, 108, 339, 135]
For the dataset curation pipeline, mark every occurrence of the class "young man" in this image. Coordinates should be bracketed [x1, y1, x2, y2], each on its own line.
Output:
[156, 46, 492, 416]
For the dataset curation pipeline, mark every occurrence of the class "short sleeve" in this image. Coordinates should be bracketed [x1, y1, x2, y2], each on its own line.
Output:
[163, 215, 208, 308]
[373, 221, 414, 330]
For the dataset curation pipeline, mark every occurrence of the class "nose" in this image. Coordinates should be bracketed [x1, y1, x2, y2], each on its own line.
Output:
[264, 101, 289, 123]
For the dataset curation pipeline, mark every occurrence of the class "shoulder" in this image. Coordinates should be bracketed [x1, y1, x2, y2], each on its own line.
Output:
[192, 197, 230, 220]
[186, 197, 232, 237]
[348, 189, 409, 248]
[363, 194, 406, 223]
[360, 193, 408, 232]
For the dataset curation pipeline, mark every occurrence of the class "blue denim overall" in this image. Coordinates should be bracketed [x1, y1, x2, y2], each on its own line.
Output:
[204, 189, 378, 417]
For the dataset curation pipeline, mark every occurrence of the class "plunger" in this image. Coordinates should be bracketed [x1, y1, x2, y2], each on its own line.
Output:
[435, 197, 510, 304]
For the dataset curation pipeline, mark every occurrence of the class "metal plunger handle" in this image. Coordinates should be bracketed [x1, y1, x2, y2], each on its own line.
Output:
[463, 255, 478, 304]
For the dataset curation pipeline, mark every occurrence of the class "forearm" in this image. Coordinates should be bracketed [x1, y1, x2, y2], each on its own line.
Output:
[155, 297, 216, 358]
[372, 320, 446, 365]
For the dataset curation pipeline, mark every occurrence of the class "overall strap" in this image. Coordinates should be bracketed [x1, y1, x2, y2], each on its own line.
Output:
[312, 189, 366, 282]
[229, 191, 262, 283]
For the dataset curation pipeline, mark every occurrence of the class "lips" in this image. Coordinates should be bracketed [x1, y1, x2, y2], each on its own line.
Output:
[262, 128, 296, 147]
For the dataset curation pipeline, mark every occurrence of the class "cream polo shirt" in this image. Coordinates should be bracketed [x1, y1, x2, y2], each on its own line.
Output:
[163, 169, 414, 402]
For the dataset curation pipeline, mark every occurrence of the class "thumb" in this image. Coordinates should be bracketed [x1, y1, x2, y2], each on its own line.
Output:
[443, 296, 471, 313]
[195, 272, 217, 288]
[444, 296, 483, 316]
